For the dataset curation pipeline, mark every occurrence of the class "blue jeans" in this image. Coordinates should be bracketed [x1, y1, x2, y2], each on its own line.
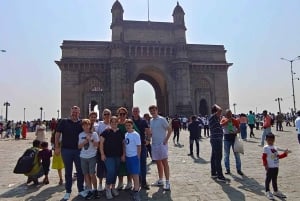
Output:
[240, 123, 247, 139]
[140, 145, 147, 185]
[104, 157, 120, 185]
[224, 140, 241, 171]
[261, 127, 271, 146]
[210, 139, 224, 177]
[61, 148, 84, 193]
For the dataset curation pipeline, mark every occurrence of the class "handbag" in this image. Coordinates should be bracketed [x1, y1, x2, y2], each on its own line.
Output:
[233, 135, 244, 154]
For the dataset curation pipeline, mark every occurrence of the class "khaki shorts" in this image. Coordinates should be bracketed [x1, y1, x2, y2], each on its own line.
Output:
[151, 143, 168, 160]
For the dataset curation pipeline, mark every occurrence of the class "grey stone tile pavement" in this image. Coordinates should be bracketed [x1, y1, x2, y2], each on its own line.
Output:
[0, 126, 299, 201]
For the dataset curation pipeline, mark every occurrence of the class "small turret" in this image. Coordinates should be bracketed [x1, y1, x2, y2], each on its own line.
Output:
[111, 0, 124, 24]
[172, 2, 185, 26]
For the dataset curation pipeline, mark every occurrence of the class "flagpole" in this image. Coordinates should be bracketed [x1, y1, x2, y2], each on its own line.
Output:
[147, 0, 150, 21]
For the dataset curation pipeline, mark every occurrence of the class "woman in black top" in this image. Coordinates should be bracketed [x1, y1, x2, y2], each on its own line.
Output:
[100, 116, 125, 199]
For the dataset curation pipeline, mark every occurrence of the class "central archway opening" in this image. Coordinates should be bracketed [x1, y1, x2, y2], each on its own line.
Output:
[133, 80, 156, 116]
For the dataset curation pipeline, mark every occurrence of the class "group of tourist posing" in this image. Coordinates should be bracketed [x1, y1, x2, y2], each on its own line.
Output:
[22, 105, 171, 201]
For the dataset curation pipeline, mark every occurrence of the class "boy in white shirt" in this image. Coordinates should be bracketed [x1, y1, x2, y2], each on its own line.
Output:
[78, 119, 100, 200]
[262, 133, 288, 200]
[124, 119, 141, 201]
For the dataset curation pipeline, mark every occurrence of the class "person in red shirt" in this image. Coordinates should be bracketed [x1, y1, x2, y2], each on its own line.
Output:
[171, 115, 181, 145]
[220, 109, 243, 176]
[50, 118, 57, 133]
[260, 110, 272, 146]
[21, 121, 28, 139]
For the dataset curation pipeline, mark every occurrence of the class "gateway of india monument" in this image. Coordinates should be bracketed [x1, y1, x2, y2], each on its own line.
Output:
[55, 0, 232, 118]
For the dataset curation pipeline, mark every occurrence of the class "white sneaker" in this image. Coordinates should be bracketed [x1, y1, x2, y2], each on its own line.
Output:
[106, 189, 113, 200]
[163, 183, 171, 191]
[111, 188, 119, 196]
[62, 193, 71, 200]
[97, 184, 104, 191]
[273, 190, 287, 198]
[117, 182, 123, 190]
[151, 179, 164, 186]
[78, 190, 88, 198]
[266, 191, 274, 200]
[125, 182, 132, 190]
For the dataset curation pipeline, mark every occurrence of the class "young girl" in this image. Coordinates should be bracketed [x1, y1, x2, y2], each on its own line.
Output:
[38, 141, 52, 184]
[124, 119, 141, 201]
[262, 133, 288, 200]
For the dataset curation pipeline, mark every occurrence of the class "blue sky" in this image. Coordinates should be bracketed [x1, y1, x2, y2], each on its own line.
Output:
[1, 0, 300, 121]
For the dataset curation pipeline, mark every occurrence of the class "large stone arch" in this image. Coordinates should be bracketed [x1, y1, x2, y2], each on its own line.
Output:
[134, 67, 168, 116]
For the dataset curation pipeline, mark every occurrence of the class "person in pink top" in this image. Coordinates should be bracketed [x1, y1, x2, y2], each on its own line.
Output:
[260, 110, 272, 146]
[239, 113, 248, 140]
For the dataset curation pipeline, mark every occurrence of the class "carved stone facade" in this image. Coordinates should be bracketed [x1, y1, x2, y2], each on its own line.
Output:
[55, 1, 232, 118]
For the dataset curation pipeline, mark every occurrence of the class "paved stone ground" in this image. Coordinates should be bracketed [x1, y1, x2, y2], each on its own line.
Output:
[0, 126, 299, 201]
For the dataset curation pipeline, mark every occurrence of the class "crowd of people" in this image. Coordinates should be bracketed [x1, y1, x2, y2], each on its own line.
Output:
[3, 104, 300, 201]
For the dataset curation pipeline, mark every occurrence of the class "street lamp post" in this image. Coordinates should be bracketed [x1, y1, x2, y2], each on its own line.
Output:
[100, 88, 104, 114]
[3, 101, 10, 122]
[40, 107, 43, 120]
[24, 108, 26, 121]
[275, 98, 283, 113]
[57, 109, 60, 119]
[233, 103, 237, 115]
[281, 56, 300, 115]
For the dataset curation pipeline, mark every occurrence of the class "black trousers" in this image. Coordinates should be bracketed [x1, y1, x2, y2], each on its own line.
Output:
[265, 167, 278, 192]
[189, 137, 199, 155]
[173, 129, 180, 142]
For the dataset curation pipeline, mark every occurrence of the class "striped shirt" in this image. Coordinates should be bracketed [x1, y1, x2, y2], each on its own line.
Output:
[209, 114, 223, 140]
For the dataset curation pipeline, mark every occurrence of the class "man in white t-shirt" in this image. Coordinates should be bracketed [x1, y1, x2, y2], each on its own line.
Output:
[148, 105, 172, 191]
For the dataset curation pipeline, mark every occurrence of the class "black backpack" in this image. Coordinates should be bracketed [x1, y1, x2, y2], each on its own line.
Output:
[13, 148, 37, 174]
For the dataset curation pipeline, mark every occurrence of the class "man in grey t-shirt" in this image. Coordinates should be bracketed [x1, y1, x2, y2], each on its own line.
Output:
[149, 105, 172, 191]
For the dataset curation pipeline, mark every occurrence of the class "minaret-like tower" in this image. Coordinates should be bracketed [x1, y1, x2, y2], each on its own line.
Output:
[172, 2, 186, 43]
[111, 0, 124, 41]
[173, 2, 185, 26]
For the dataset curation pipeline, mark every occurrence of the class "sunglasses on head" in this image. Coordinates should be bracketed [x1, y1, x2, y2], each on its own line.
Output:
[119, 113, 126, 116]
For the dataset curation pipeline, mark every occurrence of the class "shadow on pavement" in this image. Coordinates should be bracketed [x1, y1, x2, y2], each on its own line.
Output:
[24, 185, 65, 201]
[191, 156, 209, 164]
[151, 187, 173, 201]
[215, 179, 246, 201]
[231, 174, 265, 197]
